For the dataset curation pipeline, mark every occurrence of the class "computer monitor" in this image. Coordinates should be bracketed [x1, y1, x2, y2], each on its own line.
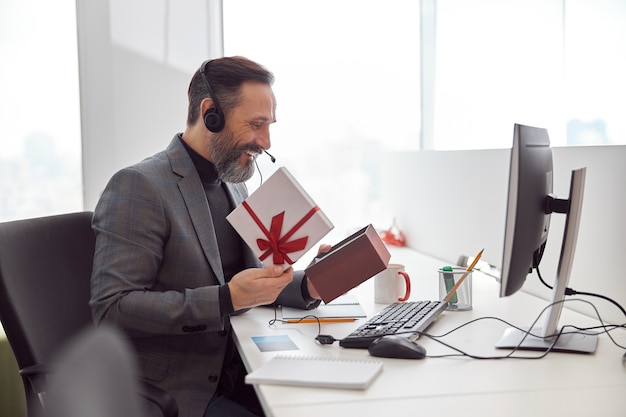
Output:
[495, 123, 597, 353]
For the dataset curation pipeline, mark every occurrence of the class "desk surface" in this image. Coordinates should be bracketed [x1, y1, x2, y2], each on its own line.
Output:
[231, 247, 626, 417]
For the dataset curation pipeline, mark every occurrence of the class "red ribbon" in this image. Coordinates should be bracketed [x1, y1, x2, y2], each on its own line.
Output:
[241, 201, 320, 265]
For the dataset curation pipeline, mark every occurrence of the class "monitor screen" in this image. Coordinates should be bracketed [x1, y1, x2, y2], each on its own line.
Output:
[496, 123, 597, 353]
[500, 124, 553, 298]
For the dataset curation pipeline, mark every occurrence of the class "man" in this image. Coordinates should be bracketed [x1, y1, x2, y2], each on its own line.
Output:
[90, 56, 323, 417]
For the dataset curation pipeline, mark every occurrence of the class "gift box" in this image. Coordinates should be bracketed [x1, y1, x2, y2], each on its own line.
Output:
[226, 167, 334, 268]
[304, 224, 391, 303]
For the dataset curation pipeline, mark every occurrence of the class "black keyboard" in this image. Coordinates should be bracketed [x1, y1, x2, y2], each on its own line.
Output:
[339, 300, 448, 348]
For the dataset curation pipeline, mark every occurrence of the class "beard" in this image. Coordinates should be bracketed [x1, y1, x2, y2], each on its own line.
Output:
[208, 128, 259, 183]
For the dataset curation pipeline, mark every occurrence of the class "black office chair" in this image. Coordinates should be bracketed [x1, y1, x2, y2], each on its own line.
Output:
[0, 212, 178, 417]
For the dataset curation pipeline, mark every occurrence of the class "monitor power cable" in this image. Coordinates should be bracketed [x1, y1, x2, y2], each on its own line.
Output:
[535, 265, 626, 319]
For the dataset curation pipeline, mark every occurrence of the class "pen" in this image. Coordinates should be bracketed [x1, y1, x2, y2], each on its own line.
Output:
[442, 266, 458, 303]
[444, 248, 484, 303]
[285, 318, 357, 324]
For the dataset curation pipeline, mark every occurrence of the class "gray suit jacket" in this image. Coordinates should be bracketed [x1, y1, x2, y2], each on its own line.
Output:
[90, 135, 316, 417]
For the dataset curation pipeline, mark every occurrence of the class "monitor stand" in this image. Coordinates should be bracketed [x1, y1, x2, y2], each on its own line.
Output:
[495, 327, 598, 354]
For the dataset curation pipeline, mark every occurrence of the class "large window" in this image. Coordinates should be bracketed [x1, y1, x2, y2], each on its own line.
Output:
[224, 0, 625, 237]
[0, 0, 82, 222]
[564, 0, 626, 146]
[3, 1, 620, 229]
[433, 0, 565, 149]
[226, 1, 626, 154]
[433, 0, 626, 149]
[224, 0, 421, 237]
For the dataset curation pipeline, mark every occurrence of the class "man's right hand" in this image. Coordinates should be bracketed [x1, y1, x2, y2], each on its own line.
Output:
[228, 265, 294, 311]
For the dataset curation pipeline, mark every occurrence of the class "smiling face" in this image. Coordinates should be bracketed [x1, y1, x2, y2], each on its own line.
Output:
[208, 81, 276, 183]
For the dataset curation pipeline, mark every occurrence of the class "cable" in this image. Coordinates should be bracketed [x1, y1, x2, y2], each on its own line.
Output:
[536, 265, 553, 289]
[419, 301, 565, 359]
[269, 298, 626, 359]
[420, 298, 626, 358]
[536, 265, 626, 319]
[268, 305, 342, 345]
[268, 305, 322, 336]
[254, 158, 264, 186]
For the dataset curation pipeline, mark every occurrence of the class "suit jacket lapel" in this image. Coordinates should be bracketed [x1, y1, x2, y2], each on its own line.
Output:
[166, 137, 226, 285]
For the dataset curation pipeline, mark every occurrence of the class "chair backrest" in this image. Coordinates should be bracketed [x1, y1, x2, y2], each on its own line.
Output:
[0, 212, 95, 414]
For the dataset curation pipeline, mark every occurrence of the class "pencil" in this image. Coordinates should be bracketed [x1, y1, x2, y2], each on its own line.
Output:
[444, 248, 484, 303]
[285, 318, 357, 324]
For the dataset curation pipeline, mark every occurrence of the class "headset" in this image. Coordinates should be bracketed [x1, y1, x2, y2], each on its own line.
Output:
[199, 60, 225, 133]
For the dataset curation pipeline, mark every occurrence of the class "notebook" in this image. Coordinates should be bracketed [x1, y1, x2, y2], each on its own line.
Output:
[281, 294, 366, 320]
[245, 354, 383, 390]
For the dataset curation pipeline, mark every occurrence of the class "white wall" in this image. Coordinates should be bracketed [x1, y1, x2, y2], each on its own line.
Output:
[76, 0, 221, 209]
[381, 145, 626, 325]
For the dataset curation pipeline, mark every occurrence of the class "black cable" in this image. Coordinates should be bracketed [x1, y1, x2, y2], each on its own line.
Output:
[423, 298, 626, 355]
[420, 300, 565, 359]
[566, 289, 626, 318]
[536, 265, 626, 319]
[269, 306, 340, 345]
[536, 265, 553, 289]
[269, 298, 626, 359]
[269, 305, 322, 336]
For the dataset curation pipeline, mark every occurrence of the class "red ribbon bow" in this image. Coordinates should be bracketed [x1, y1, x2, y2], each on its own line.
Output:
[242, 201, 320, 265]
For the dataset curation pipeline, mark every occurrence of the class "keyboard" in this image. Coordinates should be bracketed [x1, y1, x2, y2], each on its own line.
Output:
[339, 300, 448, 348]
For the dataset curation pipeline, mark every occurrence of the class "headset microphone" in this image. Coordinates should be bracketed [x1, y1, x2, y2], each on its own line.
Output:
[264, 150, 276, 163]
[255, 151, 276, 185]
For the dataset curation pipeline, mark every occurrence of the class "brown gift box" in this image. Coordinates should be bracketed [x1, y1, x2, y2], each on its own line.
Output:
[304, 224, 391, 304]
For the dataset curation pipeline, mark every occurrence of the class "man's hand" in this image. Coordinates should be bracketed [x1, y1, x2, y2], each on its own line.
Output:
[306, 278, 321, 300]
[305, 243, 332, 300]
[228, 265, 294, 311]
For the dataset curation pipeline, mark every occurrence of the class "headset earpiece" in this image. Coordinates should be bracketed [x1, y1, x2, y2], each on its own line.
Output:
[199, 60, 225, 133]
[203, 106, 224, 132]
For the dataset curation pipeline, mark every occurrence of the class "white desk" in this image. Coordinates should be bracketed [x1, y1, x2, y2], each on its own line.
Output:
[231, 248, 626, 416]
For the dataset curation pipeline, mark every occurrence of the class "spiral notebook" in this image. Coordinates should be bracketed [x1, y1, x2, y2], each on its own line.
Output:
[245, 355, 383, 390]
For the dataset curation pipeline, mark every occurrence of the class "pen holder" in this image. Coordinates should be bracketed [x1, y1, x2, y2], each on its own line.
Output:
[438, 267, 472, 311]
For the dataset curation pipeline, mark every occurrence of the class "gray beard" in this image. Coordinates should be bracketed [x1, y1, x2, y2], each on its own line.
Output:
[208, 130, 258, 183]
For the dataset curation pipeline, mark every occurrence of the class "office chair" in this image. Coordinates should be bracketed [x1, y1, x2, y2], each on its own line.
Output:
[46, 326, 143, 417]
[0, 212, 178, 417]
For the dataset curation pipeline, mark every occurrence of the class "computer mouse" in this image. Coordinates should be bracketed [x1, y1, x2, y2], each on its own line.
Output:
[368, 335, 427, 359]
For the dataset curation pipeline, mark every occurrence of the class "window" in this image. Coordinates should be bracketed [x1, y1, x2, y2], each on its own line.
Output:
[224, 0, 421, 235]
[0, 0, 82, 222]
[433, 0, 626, 149]
[433, 0, 565, 149]
[224, 0, 624, 236]
[564, 0, 626, 146]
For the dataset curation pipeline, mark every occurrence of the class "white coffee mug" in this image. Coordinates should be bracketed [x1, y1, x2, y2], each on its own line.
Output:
[374, 263, 411, 304]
